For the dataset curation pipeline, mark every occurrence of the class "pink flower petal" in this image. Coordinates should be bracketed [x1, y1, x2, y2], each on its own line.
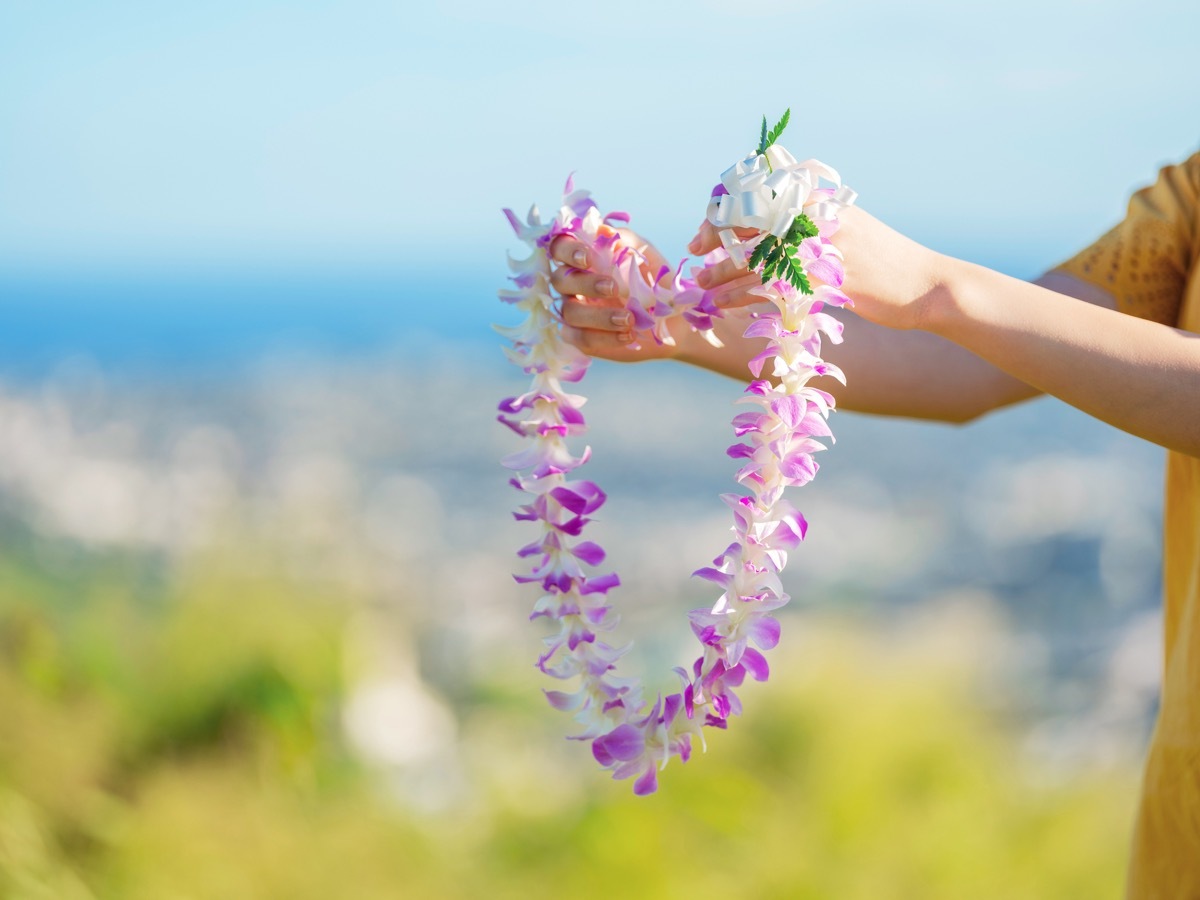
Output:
[593, 724, 644, 764]
[572, 541, 606, 566]
[748, 615, 781, 650]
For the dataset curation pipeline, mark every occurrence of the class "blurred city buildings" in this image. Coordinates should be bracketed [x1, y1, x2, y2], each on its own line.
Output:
[0, 346, 1164, 801]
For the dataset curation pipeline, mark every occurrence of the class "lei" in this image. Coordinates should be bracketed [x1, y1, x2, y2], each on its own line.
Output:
[498, 112, 857, 794]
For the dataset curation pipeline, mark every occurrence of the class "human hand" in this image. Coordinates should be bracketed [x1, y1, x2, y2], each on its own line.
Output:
[687, 206, 946, 332]
[547, 227, 691, 362]
[683, 224, 769, 311]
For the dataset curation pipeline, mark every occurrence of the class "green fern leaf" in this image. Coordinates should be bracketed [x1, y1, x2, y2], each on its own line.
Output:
[765, 108, 791, 148]
[785, 212, 819, 244]
[786, 258, 813, 295]
[748, 239, 772, 271]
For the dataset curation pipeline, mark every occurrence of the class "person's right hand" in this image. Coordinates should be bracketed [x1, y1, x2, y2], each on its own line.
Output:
[686, 207, 948, 332]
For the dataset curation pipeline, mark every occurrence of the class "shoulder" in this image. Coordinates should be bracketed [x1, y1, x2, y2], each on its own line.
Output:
[1051, 150, 1200, 326]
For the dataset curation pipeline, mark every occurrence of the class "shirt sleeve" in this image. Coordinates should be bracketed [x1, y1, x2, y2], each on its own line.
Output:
[1054, 152, 1200, 327]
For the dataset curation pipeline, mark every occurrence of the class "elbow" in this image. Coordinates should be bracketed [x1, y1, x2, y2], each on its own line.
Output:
[941, 384, 1043, 426]
[943, 406, 988, 426]
[937, 402, 994, 426]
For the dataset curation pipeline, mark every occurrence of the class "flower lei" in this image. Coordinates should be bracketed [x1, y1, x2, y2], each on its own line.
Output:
[498, 112, 857, 794]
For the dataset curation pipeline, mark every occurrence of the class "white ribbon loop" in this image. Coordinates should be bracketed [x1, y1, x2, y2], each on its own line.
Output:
[738, 191, 770, 228]
[833, 185, 858, 206]
[705, 140, 856, 265]
[764, 144, 797, 170]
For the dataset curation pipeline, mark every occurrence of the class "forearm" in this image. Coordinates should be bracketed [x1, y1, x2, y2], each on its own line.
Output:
[556, 210, 1190, 445]
[675, 304, 1040, 423]
[927, 258, 1200, 456]
[823, 314, 1039, 421]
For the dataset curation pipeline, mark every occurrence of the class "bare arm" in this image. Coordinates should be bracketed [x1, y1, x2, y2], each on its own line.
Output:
[548, 220, 1122, 425]
[923, 258, 1200, 455]
[680, 206, 1200, 454]
[550, 207, 1200, 454]
[674, 270, 1116, 423]
[670, 304, 1033, 421]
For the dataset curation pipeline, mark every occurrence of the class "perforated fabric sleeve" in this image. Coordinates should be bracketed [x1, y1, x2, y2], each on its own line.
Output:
[1055, 153, 1200, 327]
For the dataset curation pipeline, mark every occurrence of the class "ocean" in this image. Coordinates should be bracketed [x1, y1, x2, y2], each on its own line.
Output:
[0, 266, 504, 377]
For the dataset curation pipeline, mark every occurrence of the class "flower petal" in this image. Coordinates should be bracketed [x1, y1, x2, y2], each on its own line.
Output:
[593, 724, 644, 763]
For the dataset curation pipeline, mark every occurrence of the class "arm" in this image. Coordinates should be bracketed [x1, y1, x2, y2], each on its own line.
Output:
[923, 258, 1200, 454]
[688, 204, 1200, 454]
[551, 153, 1198, 450]
[550, 224, 1120, 425]
[674, 272, 1116, 423]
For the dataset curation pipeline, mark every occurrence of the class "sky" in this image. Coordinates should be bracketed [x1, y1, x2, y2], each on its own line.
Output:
[0, 0, 1198, 281]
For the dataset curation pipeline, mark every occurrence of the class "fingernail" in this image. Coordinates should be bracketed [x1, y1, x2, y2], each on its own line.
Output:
[611, 311, 632, 327]
[596, 277, 615, 297]
[618, 332, 634, 344]
[695, 268, 712, 287]
[688, 235, 702, 254]
[573, 249, 588, 267]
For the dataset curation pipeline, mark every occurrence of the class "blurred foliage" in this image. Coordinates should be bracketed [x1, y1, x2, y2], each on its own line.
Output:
[0, 548, 1138, 899]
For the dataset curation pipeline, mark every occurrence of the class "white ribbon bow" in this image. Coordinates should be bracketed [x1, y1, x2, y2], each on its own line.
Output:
[706, 144, 858, 266]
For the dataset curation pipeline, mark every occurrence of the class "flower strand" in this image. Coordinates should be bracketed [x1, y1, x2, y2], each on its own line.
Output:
[499, 139, 857, 795]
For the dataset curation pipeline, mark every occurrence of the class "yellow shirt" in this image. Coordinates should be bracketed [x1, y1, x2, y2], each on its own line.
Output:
[1056, 151, 1200, 899]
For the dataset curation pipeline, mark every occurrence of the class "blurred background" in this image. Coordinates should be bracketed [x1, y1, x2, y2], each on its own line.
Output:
[2, 1, 1198, 896]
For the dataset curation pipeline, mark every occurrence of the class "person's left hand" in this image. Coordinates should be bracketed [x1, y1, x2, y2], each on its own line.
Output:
[546, 228, 687, 362]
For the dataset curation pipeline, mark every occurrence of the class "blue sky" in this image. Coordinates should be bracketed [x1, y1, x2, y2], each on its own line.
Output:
[1, 0, 1197, 278]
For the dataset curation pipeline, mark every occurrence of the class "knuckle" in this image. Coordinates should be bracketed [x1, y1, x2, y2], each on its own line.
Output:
[562, 325, 584, 348]
[548, 235, 572, 261]
[561, 299, 583, 326]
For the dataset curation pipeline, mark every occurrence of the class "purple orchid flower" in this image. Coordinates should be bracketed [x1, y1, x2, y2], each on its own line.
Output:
[499, 151, 857, 794]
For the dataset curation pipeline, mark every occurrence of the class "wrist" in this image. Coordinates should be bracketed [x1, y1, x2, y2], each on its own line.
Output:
[674, 308, 765, 379]
[913, 252, 969, 336]
[671, 317, 711, 366]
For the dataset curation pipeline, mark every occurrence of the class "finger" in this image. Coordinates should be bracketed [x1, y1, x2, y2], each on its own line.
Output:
[550, 267, 622, 299]
[709, 273, 769, 309]
[618, 229, 670, 279]
[688, 220, 722, 256]
[563, 324, 635, 354]
[695, 254, 750, 289]
[549, 235, 590, 268]
[642, 243, 670, 278]
[687, 220, 761, 256]
[562, 297, 633, 332]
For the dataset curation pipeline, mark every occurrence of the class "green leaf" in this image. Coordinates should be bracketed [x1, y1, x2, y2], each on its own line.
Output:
[785, 212, 819, 244]
[764, 242, 784, 270]
[748, 235, 814, 292]
[748, 239, 772, 271]
[782, 257, 813, 295]
[765, 108, 791, 149]
[757, 115, 769, 155]
[777, 251, 792, 279]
